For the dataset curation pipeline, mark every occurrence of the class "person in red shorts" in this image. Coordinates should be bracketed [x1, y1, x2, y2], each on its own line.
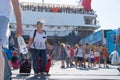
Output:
[94, 44, 101, 68]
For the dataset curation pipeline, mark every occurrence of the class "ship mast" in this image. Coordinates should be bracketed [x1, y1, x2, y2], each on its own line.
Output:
[42, 0, 44, 5]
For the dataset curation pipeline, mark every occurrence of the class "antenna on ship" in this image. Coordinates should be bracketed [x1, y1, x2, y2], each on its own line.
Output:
[75, 0, 82, 6]
[42, 0, 44, 5]
[75, 0, 83, 8]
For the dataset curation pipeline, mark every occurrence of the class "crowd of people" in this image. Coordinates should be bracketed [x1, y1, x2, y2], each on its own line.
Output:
[58, 42, 109, 69]
[20, 2, 95, 15]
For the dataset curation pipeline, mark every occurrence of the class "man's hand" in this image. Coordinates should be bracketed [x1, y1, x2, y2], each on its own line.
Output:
[15, 26, 23, 37]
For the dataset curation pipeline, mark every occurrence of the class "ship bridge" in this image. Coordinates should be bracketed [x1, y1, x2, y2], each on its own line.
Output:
[10, 2, 100, 45]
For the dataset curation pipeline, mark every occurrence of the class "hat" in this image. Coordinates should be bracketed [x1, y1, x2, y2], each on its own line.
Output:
[37, 19, 45, 25]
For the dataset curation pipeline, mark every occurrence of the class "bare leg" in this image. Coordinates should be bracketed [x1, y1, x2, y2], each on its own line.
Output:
[61, 60, 65, 67]
[0, 46, 5, 80]
[88, 58, 90, 67]
[94, 61, 97, 67]
[74, 58, 76, 65]
[98, 60, 101, 68]
[104, 58, 107, 68]
[84, 58, 86, 68]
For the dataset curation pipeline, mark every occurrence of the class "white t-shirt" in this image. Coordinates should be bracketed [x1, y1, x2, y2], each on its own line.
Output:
[66, 49, 70, 57]
[90, 51, 94, 58]
[74, 48, 77, 56]
[77, 48, 83, 57]
[0, 0, 13, 19]
[94, 51, 100, 57]
[30, 30, 47, 49]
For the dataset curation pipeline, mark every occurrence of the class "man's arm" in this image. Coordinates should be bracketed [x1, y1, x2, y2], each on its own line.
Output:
[116, 35, 119, 45]
[115, 29, 120, 50]
[11, 0, 23, 37]
[27, 38, 33, 49]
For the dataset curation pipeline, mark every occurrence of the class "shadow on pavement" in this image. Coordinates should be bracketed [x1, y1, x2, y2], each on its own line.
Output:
[26, 74, 50, 80]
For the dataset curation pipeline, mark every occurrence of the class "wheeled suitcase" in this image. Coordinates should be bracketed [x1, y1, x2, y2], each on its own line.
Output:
[19, 59, 31, 75]
[11, 56, 19, 69]
[39, 54, 51, 74]
[11, 60, 19, 69]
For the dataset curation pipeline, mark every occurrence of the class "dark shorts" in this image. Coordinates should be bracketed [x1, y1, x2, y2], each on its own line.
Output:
[60, 53, 66, 60]
[90, 58, 94, 63]
[77, 57, 84, 62]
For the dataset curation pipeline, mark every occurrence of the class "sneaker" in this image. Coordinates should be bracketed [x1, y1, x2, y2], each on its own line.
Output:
[67, 66, 69, 68]
[61, 66, 65, 68]
[81, 64, 83, 67]
[34, 73, 38, 77]
[106, 66, 109, 68]
[88, 66, 91, 68]
[78, 65, 81, 68]
[83, 65, 86, 68]
[99, 66, 102, 68]
[117, 67, 120, 73]
[42, 72, 47, 75]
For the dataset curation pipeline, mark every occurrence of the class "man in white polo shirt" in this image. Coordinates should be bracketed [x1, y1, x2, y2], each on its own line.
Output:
[116, 28, 120, 73]
[0, 0, 23, 79]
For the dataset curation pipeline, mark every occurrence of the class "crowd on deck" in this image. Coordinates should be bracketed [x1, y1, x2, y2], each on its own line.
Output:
[20, 2, 95, 15]
[19, 2, 98, 26]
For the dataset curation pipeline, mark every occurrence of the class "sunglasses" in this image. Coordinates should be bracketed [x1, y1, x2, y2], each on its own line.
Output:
[37, 22, 44, 25]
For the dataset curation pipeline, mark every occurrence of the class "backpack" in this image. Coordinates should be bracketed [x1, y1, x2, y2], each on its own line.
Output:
[19, 59, 31, 75]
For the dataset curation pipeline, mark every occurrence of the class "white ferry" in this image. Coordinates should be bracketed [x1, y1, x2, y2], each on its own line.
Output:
[10, 0, 100, 45]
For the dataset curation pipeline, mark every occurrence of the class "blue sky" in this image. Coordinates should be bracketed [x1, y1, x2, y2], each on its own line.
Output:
[19, 0, 120, 29]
